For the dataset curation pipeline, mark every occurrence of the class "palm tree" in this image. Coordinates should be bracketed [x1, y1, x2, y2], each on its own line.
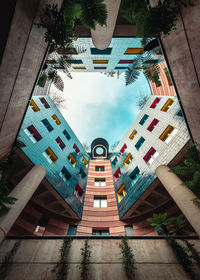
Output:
[147, 213, 170, 235]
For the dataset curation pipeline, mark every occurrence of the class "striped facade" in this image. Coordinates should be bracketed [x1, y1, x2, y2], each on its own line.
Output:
[76, 160, 126, 236]
[150, 61, 176, 96]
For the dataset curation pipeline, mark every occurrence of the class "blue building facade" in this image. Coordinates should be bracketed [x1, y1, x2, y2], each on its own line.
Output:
[18, 96, 90, 219]
[110, 95, 190, 219]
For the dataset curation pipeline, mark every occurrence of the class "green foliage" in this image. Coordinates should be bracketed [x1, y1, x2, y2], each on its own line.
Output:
[137, 93, 150, 110]
[0, 240, 21, 279]
[37, 72, 47, 87]
[52, 238, 72, 280]
[184, 240, 200, 264]
[120, 0, 195, 38]
[47, 70, 64, 92]
[125, 60, 141, 86]
[79, 239, 92, 280]
[167, 214, 191, 235]
[167, 236, 194, 276]
[119, 238, 136, 279]
[36, 0, 107, 49]
[79, 0, 108, 30]
[0, 140, 23, 213]
[170, 142, 200, 199]
[147, 213, 170, 234]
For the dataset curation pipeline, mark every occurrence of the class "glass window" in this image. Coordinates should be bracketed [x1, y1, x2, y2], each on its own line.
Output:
[139, 114, 149, 125]
[42, 147, 58, 166]
[63, 129, 71, 140]
[124, 153, 133, 166]
[161, 98, 175, 112]
[129, 129, 137, 140]
[117, 184, 127, 203]
[143, 147, 159, 166]
[41, 119, 53, 132]
[159, 125, 178, 143]
[95, 166, 105, 171]
[68, 153, 76, 167]
[59, 167, 71, 183]
[92, 229, 109, 235]
[24, 125, 42, 143]
[94, 178, 106, 186]
[150, 97, 161, 109]
[114, 168, 121, 181]
[73, 143, 80, 154]
[147, 119, 159, 132]
[39, 97, 50, 109]
[93, 59, 108, 64]
[74, 184, 84, 202]
[93, 197, 107, 208]
[67, 225, 77, 235]
[135, 137, 145, 151]
[91, 48, 112, 55]
[120, 144, 127, 154]
[30, 99, 40, 112]
[56, 137, 66, 150]
[129, 167, 140, 185]
[52, 114, 61, 125]
[124, 48, 144, 54]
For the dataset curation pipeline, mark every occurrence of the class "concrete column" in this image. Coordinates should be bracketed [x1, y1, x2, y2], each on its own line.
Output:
[91, 0, 121, 50]
[156, 165, 200, 236]
[0, 165, 46, 244]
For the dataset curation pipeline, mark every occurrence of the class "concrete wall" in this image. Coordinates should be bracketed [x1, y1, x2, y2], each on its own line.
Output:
[0, 0, 63, 159]
[0, 238, 199, 280]
[152, 0, 200, 146]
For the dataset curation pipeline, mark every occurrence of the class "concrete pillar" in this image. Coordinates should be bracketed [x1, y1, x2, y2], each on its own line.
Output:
[91, 0, 121, 50]
[0, 165, 46, 243]
[156, 165, 200, 236]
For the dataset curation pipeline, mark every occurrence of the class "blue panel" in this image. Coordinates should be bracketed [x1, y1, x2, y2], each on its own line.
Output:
[115, 67, 127, 69]
[135, 137, 145, 151]
[67, 225, 77, 235]
[67, 60, 83, 64]
[139, 114, 149, 125]
[91, 48, 112, 55]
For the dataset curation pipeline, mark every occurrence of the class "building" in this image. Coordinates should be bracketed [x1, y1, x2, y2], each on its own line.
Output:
[51, 37, 144, 73]
[111, 95, 189, 219]
[149, 61, 176, 96]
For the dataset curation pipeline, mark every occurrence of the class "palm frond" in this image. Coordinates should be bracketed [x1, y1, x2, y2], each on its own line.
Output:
[125, 61, 141, 86]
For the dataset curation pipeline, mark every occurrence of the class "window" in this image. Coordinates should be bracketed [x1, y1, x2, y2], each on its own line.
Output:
[39, 97, 50, 109]
[135, 137, 145, 151]
[67, 59, 83, 64]
[94, 67, 107, 70]
[150, 97, 161, 108]
[34, 216, 49, 235]
[114, 168, 121, 181]
[52, 114, 61, 125]
[117, 184, 127, 203]
[73, 144, 80, 155]
[59, 167, 71, 183]
[120, 144, 127, 154]
[74, 184, 84, 202]
[82, 157, 88, 167]
[30, 99, 40, 112]
[68, 153, 76, 167]
[93, 59, 108, 64]
[143, 147, 159, 166]
[125, 225, 134, 236]
[92, 229, 109, 236]
[129, 129, 137, 140]
[41, 119, 53, 132]
[115, 67, 127, 70]
[63, 129, 71, 140]
[118, 59, 135, 64]
[56, 137, 66, 150]
[42, 147, 58, 166]
[94, 178, 106, 186]
[147, 119, 159, 132]
[95, 166, 105, 172]
[73, 66, 86, 70]
[129, 167, 140, 184]
[177, 110, 183, 117]
[80, 168, 87, 181]
[161, 98, 175, 112]
[91, 48, 112, 55]
[139, 114, 149, 125]
[124, 153, 133, 166]
[93, 197, 107, 208]
[24, 125, 42, 143]
[111, 157, 118, 167]
[67, 225, 77, 235]
[159, 125, 178, 143]
[124, 48, 144, 54]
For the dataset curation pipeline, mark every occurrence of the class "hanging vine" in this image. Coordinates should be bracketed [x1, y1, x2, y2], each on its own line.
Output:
[119, 238, 137, 280]
[52, 238, 72, 280]
[79, 239, 92, 280]
[0, 240, 21, 280]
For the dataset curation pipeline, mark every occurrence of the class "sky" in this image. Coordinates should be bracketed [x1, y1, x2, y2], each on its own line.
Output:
[50, 71, 151, 151]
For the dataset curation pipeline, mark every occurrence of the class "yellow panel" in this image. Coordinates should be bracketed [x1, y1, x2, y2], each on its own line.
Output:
[82, 157, 88, 166]
[124, 48, 144, 54]
[52, 114, 61, 125]
[73, 67, 86, 69]
[129, 129, 137, 140]
[161, 98, 175, 112]
[30, 99, 40, 112]
[93, 60, 109, 64]
[46, 147, 58, 165]
[124, 153, 133, 166]
[117, 184, 126, 202]
[68, 153, 76, 167]
[159, 125, 174, 141]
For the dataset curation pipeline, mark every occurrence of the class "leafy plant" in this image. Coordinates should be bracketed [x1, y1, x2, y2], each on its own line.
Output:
[167, 236, 194, 276]
[137, 93, 150, 110]
[169, 142, 200, 199]
[184, 240, 200, 264]
[167, 214, 192, 235]
[0, 240, 21, 279]
[52, 238, 72, 280]
[79, 239, 92, 280]
[147, 213, 170, 235]
[119, 237, 136, 279]
[37, 72, 47, 87]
